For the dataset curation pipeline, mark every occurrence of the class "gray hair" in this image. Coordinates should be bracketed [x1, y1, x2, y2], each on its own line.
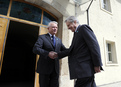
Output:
[47, 21, 58, 28]
[65, 16, 79, 24]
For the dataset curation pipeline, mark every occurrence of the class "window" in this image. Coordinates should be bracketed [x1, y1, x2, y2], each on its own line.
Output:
[43, 11, 57, 25]
[107, 43, 112, 62]
[101, 0, 112, 12]
[10, 1, 42, 23]
[106, 41, 117, 65]
[0, 0, 10, 15]
[0, 0, 57, 25]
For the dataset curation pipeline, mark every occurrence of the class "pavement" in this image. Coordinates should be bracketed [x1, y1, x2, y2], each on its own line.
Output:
[98, 81, 121, 87]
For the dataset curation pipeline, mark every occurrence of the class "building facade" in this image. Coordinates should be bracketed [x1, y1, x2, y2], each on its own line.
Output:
[0, 0, 121, 87]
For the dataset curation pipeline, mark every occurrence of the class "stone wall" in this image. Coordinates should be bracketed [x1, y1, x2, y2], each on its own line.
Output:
[25, 0, 121, 86]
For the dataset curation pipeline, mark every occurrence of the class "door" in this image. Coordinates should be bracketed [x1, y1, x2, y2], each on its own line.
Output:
[0, 20, 39, 87]
[34, 26, 48, 87]
[0, 18, 9, 75]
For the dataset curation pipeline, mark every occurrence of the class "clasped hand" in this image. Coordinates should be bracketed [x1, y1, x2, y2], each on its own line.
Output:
[48, 51, 58, 59]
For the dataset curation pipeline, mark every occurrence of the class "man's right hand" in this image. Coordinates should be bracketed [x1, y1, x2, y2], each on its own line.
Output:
[48, 51, 58, 59]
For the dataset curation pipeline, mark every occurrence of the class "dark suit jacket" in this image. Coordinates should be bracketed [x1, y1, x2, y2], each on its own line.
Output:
[58, 24, 103, 79]
[33, 33, 66, 74]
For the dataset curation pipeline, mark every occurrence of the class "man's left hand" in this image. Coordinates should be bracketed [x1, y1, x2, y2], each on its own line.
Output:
[94, 66, 101, 73]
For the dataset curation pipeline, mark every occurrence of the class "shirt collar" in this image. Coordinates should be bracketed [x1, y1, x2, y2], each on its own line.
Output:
[48, 33, 55, 37]
[75, 25, 79, 32]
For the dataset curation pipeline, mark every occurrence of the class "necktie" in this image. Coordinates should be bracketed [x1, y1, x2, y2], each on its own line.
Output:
[52, 35, 56, 47]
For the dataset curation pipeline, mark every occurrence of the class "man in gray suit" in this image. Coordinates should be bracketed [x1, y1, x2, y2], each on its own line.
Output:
[33, 21, 67, 87]
[55, 16, 103, 87]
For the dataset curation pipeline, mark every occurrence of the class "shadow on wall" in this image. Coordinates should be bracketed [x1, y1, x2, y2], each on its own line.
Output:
[116, 0, 121, 3]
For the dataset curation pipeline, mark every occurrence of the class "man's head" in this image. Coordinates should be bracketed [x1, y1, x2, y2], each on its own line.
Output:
[65, 16, 79, 32]
[47, 21, 58, 35]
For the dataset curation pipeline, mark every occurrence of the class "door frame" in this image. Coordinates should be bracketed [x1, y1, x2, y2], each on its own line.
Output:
[0, 16, 10, 75]
[0, 15, 49, 87]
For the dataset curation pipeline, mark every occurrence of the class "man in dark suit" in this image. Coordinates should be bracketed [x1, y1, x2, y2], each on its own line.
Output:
[33, 21, 67, 87]
[56, 16, 103, 87]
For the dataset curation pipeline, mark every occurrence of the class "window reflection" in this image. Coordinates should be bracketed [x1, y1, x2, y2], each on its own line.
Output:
[10, 1, 42, 23]
[0, 0, 10, 15]
[43, 11, 57, 25]
[0, 0, 57, 25]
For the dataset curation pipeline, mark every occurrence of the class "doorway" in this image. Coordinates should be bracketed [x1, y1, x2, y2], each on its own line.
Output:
[0, 21, 39, 87]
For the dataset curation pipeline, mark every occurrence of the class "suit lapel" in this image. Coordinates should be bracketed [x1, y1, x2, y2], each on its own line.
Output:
[55, 36, 59, 49]
[45, 34, 54, 47]
[45, 34, 58, 49]
[69, 32, 76, 51]
[69, 25, 81, 52]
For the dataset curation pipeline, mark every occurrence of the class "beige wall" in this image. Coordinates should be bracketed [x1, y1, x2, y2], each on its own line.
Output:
[26, 0, 121, 86]
[43, 0, 121, 86]
[89, 0, 121, 85]
[57, 0, 121, 86]
[76, 0, 121, 86]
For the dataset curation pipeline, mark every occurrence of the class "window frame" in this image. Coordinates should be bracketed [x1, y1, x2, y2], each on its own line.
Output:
[104, 38, 118, 66]
[100, 0, 112, 14]
[106, 42, 113, 63]
[0, 0, 58, 26]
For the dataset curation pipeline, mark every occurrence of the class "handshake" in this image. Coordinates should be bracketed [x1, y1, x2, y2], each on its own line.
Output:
[48, 51, 58, 59]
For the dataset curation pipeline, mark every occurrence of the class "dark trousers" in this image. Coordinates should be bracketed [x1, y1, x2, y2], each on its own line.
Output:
[39, 69, 59, 87]
[74, 76, 96, 87]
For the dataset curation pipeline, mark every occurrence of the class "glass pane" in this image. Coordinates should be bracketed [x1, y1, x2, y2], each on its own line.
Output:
[10, 1, 42, 23]
[107, 43, 111, 51]
[0, 0, 10, 15]
[43, 11, 57, 25]
[103, 0, 106, 4]
[108, 53, 112, 61]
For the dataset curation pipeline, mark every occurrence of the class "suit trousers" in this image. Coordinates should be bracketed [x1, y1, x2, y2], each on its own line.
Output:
[74, 75, 96, 87]
[39, 68, 59, 87]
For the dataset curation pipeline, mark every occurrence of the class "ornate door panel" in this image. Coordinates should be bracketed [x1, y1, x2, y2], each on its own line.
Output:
[0, 18, 9, 75]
